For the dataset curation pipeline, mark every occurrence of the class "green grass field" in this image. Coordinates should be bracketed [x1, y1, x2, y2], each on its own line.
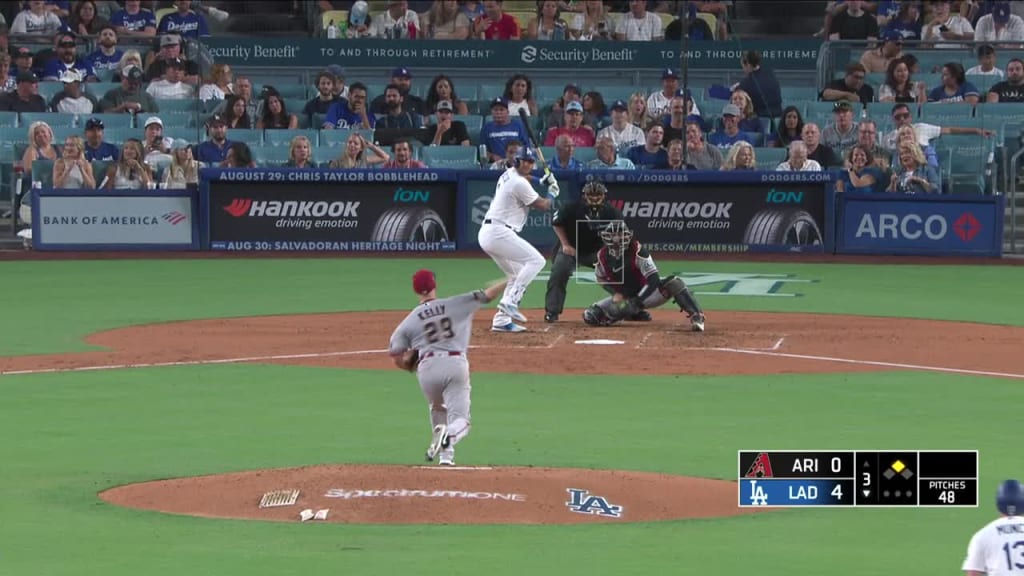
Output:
[1, 257, 1021, 575]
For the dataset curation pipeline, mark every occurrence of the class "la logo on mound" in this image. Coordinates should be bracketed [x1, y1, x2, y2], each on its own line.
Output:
[521, 45, 537, 64]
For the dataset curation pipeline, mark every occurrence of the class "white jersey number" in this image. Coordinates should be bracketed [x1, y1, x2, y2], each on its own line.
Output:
[1005, 541, 1024, 571]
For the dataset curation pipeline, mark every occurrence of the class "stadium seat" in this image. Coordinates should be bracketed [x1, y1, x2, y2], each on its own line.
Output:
[85, 82, 120, 97]
[155, 99, 200, 113]
[31, 159, 54, 188]
[966, 74, 1000, 93]
[83, 113, 135, 129]
[592, 86, 638, 107]
[754, 147, 787, 170]
[977, 103, 1024, 127]
[250, 146, 291, 167]
[37, 82, 63, 102]
[919, 103, 975, 124]
[92, 160, 112, 185]
[0, 111, 17, 127]
[228, 129, 264, 147]
[933, 135, 994, 194]
[420, 146, 479, 169]
[264, 128, 319, 147]
[21, 112, 75, 128]
[52, 126, 80, 142]
[864, 101, 899, 121]
[780, 86, 819, 103]
[319, 128, 373, 147]
[454, 115, 483, 143]
[478, 83, 505, 103]
[313, 146, 337, 165]
[162, 126, 204, 142]
[535, 82, 570, 103]
[574, 146, 598, 164]
[696, 12, 718, 39]
[103, 128, 132, 144]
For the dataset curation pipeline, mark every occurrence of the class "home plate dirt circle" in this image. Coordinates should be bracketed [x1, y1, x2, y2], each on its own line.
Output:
[99, 465, 762, 524]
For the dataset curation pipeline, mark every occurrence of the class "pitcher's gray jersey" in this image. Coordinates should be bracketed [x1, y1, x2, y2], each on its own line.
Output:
[389, 290, 489, 355]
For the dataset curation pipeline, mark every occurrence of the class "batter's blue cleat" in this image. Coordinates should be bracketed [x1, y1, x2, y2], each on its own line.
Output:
[491, 323, 527, 333]
[498, 302, 528, 323]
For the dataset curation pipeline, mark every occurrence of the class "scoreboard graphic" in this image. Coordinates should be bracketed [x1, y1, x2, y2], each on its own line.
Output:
[738, 451, 978, 508]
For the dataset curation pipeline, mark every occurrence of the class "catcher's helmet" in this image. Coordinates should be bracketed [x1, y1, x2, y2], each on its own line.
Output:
[515, 146, 538, 167]
[582, 181, 607, 211]
[600, 221, 633, 256]
[998, 479, 1024, 515]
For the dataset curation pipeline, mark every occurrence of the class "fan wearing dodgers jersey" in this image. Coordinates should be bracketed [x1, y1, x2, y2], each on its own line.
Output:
[963, 479, 1024, 576]
[478, 146, 560, 332]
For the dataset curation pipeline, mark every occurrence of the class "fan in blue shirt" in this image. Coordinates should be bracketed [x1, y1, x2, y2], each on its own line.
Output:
[194, 114, 233, 165]
[625, 125, 669, 169]
[82, 118, 120, 162]
[324, 83, 376, 129]
[478, 97, 530, 163]
[707, 104, 757, 150]
[41, 34, 97, 81]
[928, 63, 980, 103]
[86, 36, 125, 79]
[110, 2, 157, 34]
[156, 1, 210, 38]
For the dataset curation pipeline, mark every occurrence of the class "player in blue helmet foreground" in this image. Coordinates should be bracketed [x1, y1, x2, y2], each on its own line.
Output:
[583, 221, 706, 331]
[962, 479, 1024, 576]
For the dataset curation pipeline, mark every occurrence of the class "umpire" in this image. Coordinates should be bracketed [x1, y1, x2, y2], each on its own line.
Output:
[544, 181, 623, 322]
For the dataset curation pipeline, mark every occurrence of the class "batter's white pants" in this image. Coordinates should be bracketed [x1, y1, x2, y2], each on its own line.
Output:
[478, 222, 545, 327]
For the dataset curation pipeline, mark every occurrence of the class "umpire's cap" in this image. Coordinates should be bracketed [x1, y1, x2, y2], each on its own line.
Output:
[997, 479, 1024, 515]
[515, 146, 537, 166]
[412, 269, 436, 295]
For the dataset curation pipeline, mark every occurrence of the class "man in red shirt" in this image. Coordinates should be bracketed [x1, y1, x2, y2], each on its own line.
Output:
[382, 139, 428, 169]
[473, 0, 520, 39]
[543, 101, 596, 147]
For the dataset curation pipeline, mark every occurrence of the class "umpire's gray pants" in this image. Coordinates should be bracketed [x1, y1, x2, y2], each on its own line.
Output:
[417, 354, 472, 446]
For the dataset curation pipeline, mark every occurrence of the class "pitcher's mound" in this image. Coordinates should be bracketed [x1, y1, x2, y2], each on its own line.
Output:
[99, 464, 763, 525]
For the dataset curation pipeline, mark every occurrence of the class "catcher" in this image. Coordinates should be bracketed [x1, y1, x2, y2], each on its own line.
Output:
[583, 221, 706, 332]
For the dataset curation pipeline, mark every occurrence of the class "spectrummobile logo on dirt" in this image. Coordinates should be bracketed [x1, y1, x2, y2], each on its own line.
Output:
[324, 488, 526, 501]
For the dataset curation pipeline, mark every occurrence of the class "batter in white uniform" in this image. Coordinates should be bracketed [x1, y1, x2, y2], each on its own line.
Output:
[388, 269, 508, 466]
[478, 146, 560, 332]
[963, 479, 1024, 576]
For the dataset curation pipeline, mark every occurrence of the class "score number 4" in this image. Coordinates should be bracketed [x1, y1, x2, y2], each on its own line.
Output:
[1004, 541, 1024, 571]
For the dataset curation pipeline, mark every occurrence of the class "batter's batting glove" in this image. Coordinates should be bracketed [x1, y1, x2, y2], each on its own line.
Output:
[547, 182, 560, 198]
[541, 172, 557, 187]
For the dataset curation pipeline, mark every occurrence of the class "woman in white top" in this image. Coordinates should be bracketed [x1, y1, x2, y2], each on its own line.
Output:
[614, 0, 664, 41]
[162, 139, 198, 189]
[53, 136, 97, 189]
[422, 0, 470, 39]
[328, 133, 389, 169]
[570, 0, 613, 40]
[525, 1, 569, 40]
[104, 139, 153, 190]
[503, 74, 538, 117]
[199, 63, 233, 102]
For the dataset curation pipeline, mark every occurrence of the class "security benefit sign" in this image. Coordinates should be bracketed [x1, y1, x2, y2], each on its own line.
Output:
[205, 169, 457, 252]
[595, 173, 827, 253]
[34, 193, 197, 250]
[837, 193, 1004, 256]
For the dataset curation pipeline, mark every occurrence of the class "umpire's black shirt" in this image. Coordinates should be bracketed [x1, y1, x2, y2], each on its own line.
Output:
[552, 200, 623, 256]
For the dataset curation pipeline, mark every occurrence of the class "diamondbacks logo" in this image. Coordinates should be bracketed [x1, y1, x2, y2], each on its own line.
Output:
[161, 211, 188, 225]
[521, 45, 537, 64]
[565, 488, 623, 518]
[744, 453, 774, 478]
[224, 198, 252, 217]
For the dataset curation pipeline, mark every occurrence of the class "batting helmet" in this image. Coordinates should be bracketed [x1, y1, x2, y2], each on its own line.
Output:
[997, 479, 1024, 515]
[515, 146, 538, 167]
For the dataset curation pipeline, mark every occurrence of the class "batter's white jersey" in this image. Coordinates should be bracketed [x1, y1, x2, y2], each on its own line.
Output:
[482, 168, 538, 232]
[963, 516, 1024, 576]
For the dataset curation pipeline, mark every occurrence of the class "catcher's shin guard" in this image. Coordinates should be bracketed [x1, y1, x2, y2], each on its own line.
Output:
[662, 275, 703, 317]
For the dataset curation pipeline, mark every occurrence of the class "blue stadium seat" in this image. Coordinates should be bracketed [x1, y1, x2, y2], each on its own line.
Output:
[574, 146, 598, 164]
[262, 84, 308, 100]
[103, 128, 132, 144]
[155, 99, 200, 113]
[0, 111, 18, 127]
[420, 146, 479, 169]
[313, 145, 337, 165]
[864, 101, 899, 121]
[977, 103, 1024, 127]
[454, 115, 483, 144]
[319, 128, 373, 147]
[264, 128, 318, 147]
[162, 126, 205, 142]
[250, 146, 291, 167]
[592, 86, 637, 106]
[478, 83, 506, 102]
[919, 103, 975, 124]
[52, 125, 80, 141]
[229, 129, 264, 147]
[82, 113, 135, 129]
[754, 147, 788, 170]
[86, 82, 120, 97]
[21, 112, 76, 127]
[31, 159, 54, 188]
[966, 74, 1000, 93]
[933, 135, 994, 194]
[781, 86, 819, 103]
[37, 82, 64, 102]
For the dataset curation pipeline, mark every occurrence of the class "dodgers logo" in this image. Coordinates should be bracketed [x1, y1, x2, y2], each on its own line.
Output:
[521, 45, 537, 64]
[749, 480, 768, 506]
[566, 488, 623, 518]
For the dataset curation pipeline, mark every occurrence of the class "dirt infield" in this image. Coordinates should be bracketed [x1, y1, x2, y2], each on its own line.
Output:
[99, 464, 762, 524]
[7, 308, 1020, 525]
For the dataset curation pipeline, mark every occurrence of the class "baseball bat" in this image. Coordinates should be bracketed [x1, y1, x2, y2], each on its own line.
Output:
[518, 108, 551, 175]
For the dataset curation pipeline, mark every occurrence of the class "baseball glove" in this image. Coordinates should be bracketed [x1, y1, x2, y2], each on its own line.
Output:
[399, 349, 420, 372]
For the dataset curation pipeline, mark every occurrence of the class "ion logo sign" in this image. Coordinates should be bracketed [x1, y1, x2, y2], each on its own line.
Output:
[855, 213, 949, 240]
[765, 188, 804, 204]
[393, 188, 430, 203]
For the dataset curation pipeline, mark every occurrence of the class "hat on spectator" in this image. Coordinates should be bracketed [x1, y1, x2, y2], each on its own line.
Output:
[326, 64, 345, 78]
[833, 100, 854, 113]
[144, 116, 163, 128]
[172, 139, 191, 150]
[490, 96, 509, 109]
[123, 65, 143, 81]
[59, 69, 83, 83]
[85, 117, 105, 130]
[565, 101, 584, 113]
[993, 1, 1011, 24]
[436, 100, 454, 112]
[57, 34, 76, 47]
[350, 1, 369, 26]
[206, 113, 227, 127]
[160, 34, 181, 47]
[16, 71, 39, 84]
[880, 28, 901, 43]
[14, 47, 33, 58]
[721, 103, 741, 117]
[166, 57, 185, 69]
[563, 83, 580, 95]
[662, 68, 680, 80]
[391, 67, 412, 79]
[676, 88, 693, 100]
[611, 99, 628, 112]
[412, 269, 436, 295]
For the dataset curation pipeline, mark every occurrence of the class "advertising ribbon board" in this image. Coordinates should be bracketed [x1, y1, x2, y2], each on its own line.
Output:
[836, 193, 1004, 257]
[588, 171, 832, 253]
[32, 189, 199, 250]
[203, 169, 458, 252]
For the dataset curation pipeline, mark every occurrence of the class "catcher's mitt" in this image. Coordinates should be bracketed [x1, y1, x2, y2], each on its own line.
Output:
[399, 349, 420, 372]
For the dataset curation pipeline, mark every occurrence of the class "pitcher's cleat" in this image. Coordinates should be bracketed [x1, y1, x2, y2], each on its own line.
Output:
[425, 424, 448, 461]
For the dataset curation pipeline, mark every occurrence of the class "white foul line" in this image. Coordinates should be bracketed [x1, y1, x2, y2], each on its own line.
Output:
[546, 334, 565, 349]
[0, 348, 391, 377]
[711, 347, 1024, 380]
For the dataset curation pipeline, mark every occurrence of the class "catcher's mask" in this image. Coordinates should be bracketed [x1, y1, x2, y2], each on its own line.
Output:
[600, 221, 633, 257]
[581, 181, 607, 215]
